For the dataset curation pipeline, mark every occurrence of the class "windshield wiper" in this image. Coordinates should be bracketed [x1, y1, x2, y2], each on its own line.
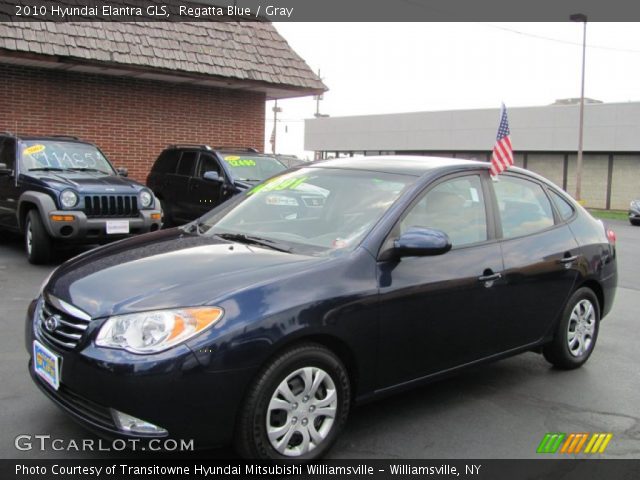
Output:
[67, 168, 108, 174]
[215, 232, 291, 253]
[28, 167, 67, 172]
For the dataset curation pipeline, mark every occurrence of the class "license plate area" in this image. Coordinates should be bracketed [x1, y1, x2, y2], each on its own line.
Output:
[106, 220, 129, 234]
[33, 340, 61, 390]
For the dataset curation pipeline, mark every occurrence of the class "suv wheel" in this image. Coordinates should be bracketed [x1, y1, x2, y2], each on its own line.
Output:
[234, 343, 350, 460]
[25, 210, 52, 264]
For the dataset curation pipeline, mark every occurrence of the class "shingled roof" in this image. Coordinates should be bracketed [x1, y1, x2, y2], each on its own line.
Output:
[0, 21, 326, 98]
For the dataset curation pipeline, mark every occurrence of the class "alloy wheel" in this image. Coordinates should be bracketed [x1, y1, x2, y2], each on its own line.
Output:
[567, 299, 596, 357]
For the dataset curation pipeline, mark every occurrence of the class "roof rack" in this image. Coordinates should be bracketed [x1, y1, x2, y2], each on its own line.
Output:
[214, 147, 259, 153]
[50, 135, 80, 140]
[168, 144, 212, 150]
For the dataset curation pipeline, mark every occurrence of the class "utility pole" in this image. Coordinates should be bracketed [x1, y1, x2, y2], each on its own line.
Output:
[271, 100, 281, 154]
[571, 13, 587, 202]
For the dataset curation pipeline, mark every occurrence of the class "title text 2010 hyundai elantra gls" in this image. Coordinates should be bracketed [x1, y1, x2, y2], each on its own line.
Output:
[26, 157, 617, 459]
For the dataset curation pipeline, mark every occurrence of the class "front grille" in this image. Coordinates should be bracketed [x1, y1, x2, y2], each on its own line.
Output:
[83, 194, 139, 217]
[37, 300, 90, 350]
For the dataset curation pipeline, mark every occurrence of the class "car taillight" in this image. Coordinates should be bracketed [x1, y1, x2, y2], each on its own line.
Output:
[606, 229, 616, 245]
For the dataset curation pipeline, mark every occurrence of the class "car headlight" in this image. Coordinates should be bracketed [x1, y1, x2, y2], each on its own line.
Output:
[60, 190, 78, 208]
[95, 307, 223, 354]
[139, 190, 153, 208]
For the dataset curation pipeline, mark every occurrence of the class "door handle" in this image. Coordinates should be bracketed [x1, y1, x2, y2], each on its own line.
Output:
[478, 271, 502, 288]
[558, 255, 578, 268]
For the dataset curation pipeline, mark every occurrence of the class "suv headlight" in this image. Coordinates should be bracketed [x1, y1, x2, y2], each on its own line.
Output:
[60, 190, 78, 209]
[139, 190, 153, 208]
[96, 307, 223, 354]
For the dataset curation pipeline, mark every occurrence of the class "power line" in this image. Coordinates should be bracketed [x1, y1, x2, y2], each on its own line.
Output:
[481, 23, 640, 54]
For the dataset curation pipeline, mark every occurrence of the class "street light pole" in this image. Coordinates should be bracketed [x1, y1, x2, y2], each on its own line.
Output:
[571, 13, 587, 202]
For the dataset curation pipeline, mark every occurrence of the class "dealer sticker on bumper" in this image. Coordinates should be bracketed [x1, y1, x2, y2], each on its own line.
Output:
[106, 220, 129, 234]
[33, 340, 61, 390]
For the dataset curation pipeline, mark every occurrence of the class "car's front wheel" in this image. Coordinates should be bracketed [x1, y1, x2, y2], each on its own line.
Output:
[25, 210, 52, 265]
[234, 343, 350, 460]
[630, 219, 640, 226]
[543, 287, 600, 369]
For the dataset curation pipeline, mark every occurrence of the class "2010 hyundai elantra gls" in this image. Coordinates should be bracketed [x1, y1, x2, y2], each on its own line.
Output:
[26, 156, 617, 459]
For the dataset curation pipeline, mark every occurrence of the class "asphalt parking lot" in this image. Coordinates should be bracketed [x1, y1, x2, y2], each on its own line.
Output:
[1, 220, 639, 459]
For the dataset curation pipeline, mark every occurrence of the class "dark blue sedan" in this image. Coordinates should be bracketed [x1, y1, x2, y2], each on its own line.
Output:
[26, 156, 617, 459]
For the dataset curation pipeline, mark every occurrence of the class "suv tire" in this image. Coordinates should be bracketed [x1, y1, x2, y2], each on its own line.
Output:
[25, 210, 52, 265]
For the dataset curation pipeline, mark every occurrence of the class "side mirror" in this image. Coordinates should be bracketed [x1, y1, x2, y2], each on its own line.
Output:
[117, 167, 128, 177]
[203, 171, 222, 183]
[392, 227, 452, 258]
[0, 163, 12, 176]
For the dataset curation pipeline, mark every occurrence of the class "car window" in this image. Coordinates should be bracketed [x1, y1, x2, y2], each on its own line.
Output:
[176, 151, 197, 176]
[0, 138, 16, 170]
[153, 150, 179, 174]
[493, 175, 555, 238]
[548, 189, 575, 221]
[198, 154, 221, 178]
[400, 175, 488, 247]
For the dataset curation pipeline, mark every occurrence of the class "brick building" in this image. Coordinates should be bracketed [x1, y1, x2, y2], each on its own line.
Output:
[0, 22, 324, 182]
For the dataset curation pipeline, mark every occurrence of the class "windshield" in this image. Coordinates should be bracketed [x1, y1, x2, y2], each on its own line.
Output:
[20, 140, 115, 175]
[221, 154, 286, 182]
[196, 167, 416, 255]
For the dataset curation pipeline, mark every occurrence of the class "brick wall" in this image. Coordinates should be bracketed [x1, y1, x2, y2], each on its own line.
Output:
[0, 64, 266, 182]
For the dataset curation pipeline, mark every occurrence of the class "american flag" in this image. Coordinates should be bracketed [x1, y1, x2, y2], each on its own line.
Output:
[490, 103, 514, 176]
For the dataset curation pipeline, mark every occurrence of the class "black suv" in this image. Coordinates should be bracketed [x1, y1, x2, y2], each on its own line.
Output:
[0, 134, 162, 264]
[147, 145, 287, 226]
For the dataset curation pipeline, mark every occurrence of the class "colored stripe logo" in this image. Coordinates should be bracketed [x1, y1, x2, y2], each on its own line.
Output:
[537, 433, 613, 454]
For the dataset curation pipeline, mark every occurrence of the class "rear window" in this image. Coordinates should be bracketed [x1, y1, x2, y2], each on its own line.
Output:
[152, 150, 180, 174]
[177, 151, 198, 176]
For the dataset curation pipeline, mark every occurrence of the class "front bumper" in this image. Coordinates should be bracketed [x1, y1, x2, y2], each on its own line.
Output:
[628, 206, 640, 221]
[43, 210, 162, 241]
[25, 299, 255, 448]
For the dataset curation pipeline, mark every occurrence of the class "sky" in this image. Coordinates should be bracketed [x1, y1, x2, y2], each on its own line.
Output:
[264, 22, 640, 159]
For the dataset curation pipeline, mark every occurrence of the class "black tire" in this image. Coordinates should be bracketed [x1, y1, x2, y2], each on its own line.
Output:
[25, 210, 52, 265]
[543, 287, 600, 369]
[630, 219, 640, 226]
[234, 343, 351, 460]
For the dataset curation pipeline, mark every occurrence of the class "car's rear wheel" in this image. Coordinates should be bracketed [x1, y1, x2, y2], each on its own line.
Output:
[25, 210, 52, 265]
[543, 287, 600, 369]
[234, 343, 350, 460]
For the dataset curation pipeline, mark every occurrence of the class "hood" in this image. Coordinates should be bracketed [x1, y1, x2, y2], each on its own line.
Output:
[46, 229, 328, 318]
[28, 171, 144, 193]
